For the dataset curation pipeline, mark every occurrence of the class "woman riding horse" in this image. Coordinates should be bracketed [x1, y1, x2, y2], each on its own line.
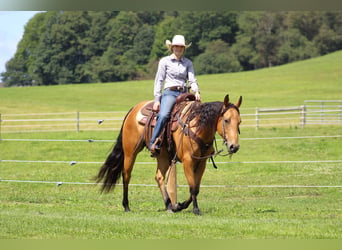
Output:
[149, 35, 201, 155]
[96, 93, 242, 215]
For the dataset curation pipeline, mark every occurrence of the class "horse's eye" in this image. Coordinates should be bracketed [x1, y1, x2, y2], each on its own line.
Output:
[224, 119, 230, 124]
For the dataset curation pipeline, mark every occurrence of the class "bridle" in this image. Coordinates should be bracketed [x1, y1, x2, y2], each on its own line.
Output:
[219, 103, 241, 153]
[174, 102, 241, 167]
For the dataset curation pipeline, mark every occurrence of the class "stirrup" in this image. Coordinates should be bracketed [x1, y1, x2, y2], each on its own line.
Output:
[149, 139, 161, 156]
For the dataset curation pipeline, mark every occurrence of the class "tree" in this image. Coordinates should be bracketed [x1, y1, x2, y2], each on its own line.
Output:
[97, 11, 143, 82]
[149, 15, 178, 61]
[1, 11, 55, 86]
[287, 11, 322, 41]
[277, 29, 319, 64]
[232, 12, 264, 70]
[83, 11, 119, 58]
[2, 11, 342, 86]
[314, 12, 342, 54]
[148, 15, 178, 76]
[30, 11, 92, 85]
[1, 57, 31, 86]
[168, 11, 239, 59]
[194, 39, 242, 75]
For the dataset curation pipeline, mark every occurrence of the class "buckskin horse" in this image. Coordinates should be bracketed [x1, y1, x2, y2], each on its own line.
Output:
[96, 94, 242, 215]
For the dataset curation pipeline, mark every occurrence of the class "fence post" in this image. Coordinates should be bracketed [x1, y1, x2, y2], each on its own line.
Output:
[255, 107, 259, 130]
[321, 101, 324, 123]
[301, 105, 306, 128]
[339, 101, 342, 124]
[76, 112, 80, 133]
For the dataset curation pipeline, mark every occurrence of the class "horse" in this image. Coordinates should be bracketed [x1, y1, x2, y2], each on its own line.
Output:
[95, 94, 242, 215]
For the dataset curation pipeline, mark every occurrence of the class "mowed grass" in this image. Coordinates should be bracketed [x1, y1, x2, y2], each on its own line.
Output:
[0, 51, 342, 239]
[1, 128, 341, 239]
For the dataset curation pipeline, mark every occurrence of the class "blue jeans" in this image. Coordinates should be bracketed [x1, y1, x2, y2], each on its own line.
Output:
[150, 89, 182, 147]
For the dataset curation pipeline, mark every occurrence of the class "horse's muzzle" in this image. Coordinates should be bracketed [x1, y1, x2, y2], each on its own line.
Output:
[228, 143, 240, 154]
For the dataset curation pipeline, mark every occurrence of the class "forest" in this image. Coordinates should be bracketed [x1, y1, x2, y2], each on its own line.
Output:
[1, 11, 341, 86]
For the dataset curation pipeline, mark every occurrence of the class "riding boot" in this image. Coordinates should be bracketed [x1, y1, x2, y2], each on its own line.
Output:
[149, 137, 161, 157]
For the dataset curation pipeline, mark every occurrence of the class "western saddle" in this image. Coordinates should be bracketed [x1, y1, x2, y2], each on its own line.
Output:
[138, 93, 196, 156]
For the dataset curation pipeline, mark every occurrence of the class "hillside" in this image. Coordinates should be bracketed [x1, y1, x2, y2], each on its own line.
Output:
[0, 50, 341, 114]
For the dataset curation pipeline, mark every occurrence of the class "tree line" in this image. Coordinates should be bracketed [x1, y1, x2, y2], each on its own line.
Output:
[1, 11, 341, 86]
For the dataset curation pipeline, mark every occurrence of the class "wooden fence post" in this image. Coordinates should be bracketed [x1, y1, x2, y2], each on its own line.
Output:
[76, 112, 80, 133]
[301, 105, 306, 128]
[255, 107, 259, 130]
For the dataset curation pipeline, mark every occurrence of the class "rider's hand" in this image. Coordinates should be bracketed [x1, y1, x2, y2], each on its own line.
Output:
[195, 92, 201, 102]
[152, 101, 160, 112]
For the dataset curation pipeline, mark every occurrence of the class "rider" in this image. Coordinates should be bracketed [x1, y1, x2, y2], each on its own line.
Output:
[149, 35, 201, 155]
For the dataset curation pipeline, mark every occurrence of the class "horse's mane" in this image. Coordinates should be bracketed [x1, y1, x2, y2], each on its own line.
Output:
[187, 101, 223, 132]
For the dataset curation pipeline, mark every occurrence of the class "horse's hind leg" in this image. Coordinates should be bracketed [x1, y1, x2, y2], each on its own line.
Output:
[121, 153, 137, 212]
[121, 124, 144, 212]
[155, 147, 174, 211]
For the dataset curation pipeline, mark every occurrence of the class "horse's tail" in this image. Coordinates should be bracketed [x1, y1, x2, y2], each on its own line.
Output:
[95, 108, 132, 193]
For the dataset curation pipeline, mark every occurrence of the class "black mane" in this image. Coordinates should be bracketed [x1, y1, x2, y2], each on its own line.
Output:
[187, 101, 223, 132]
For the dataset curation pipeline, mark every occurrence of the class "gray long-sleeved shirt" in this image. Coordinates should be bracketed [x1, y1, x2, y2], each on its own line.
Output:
[153, 54, 200, 102]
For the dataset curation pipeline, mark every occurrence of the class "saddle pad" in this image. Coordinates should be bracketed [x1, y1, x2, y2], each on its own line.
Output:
[136, 101, 155, 126]
[140, 101, 154, 116]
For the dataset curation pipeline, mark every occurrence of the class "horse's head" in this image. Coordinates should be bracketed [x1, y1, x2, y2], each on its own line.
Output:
[217, 94, 242, 154]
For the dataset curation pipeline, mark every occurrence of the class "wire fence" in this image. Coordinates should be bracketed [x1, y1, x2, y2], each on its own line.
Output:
[1, 135, 341, 188]
[0, 111, 126, 134]
[1, 134, 342, 143]
[2, 158, 342, 189]
[1, 179, 341, 189]
[1, 101, 341, 188]
[1, 100, 341, 134]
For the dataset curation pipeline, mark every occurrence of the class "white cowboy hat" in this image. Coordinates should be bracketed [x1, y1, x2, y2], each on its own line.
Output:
[165, 35, 192, 50]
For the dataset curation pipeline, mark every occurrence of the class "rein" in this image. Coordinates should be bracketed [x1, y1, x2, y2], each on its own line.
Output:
[174, 102, 241, 168]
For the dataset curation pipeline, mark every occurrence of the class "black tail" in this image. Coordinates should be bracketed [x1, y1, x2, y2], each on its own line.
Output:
[95, 108, 133, 193]
[96, 128, 124, 193]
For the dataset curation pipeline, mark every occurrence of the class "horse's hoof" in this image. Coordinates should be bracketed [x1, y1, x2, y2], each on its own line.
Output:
[171, 203, 182, 212]
[166, 209, 175, 213]
[193, 208, 201, 215]
[165, 204, 175, 213]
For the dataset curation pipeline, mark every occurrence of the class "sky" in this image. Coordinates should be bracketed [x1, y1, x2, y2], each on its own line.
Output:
[0, 11, 42, 75]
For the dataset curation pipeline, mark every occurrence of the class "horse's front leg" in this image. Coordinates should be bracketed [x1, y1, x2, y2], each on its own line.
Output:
[176, 159, 206, 215]
[155, 167, 172, 211]
[173, 196, 192, 212]
[172, 186, 200, 214]
[191, 188, 201, 215]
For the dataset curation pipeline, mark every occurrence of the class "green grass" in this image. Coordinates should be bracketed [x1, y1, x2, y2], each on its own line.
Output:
[0, 50, 341, 114]
[0, 51, 342, 239]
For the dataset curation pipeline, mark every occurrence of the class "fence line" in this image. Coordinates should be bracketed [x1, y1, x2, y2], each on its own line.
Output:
[1, 134, 341, 143]
[3, 111, 126, 116]
[1, 179, 341, 188]
[2, 159, 342, 165]
[1, 138, 115, 142]
[1, 100, 341, 133]
[255, 106, 305, 129]
[2, 133, 341, 188]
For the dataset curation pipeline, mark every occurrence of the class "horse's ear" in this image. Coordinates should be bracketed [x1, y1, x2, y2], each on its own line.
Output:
[224, 94, 230, 107]
[235, 96, 242, 108]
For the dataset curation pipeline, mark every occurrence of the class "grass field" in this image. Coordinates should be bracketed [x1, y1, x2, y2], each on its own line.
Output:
[0, 51, 341, 239]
